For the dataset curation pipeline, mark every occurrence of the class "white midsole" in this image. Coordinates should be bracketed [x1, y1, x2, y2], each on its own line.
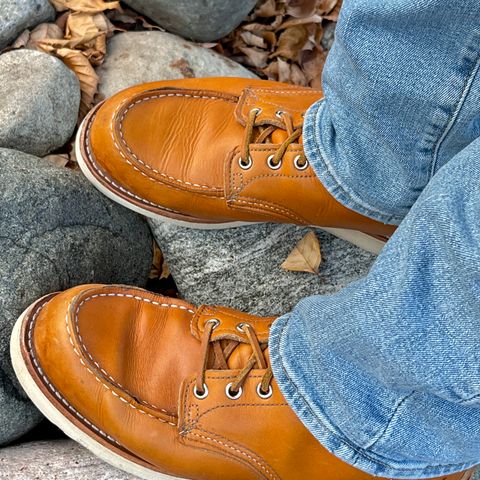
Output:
[10, 301, 184, 480]
[75, 120, 385, 255]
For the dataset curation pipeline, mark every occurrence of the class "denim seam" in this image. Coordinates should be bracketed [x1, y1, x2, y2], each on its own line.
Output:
[270, 314, 474, 475]
[362, 391, 416, 450]
[430, 43, 480, 178]
[305, 102, 404, 224]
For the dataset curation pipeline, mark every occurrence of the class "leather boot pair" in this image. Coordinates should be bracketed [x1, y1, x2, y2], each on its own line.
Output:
[11, 285, 475, 480]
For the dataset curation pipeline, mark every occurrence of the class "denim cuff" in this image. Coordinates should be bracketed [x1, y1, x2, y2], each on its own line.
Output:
[303, 100, 404, 225]
[269, 313, 475, 479]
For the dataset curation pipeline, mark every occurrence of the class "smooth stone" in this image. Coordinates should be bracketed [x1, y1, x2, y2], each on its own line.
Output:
[0, 148, 152, 445]
[97, 31, 256, 98]
[123, 0, 256, 42]
[0, 440, 139, 479]
[0, 0, 54, 50]
[149, 222, 376, 317]
[0, 50, 80, 157]
[0, 439, 478, 479]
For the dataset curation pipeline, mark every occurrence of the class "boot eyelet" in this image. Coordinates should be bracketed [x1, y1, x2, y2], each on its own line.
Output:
[238, 156, 253, 170]
[236, 322, 251, 333]
[275, 110, 285, 119]
[250, 107, 262, 115]
[294, 155, 308, 171]
[225, 383, 243, 400]
[267, 154, 282, 170]
[205, 318, 220, 330]
[193, 383, 209, 399]
[256, 384, 273, 399]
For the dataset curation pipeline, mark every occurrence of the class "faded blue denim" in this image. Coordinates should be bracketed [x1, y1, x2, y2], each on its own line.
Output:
[269, 0, 480, 478]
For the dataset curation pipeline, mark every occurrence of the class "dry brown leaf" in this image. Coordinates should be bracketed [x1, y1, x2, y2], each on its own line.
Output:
[300, 46, 326, 88]
[240, 30, 268, 49]
[273, 25, 309, 61]
[286, 0, 318, 19]
[149, 242, 170, 280]
[281, 231, 322, 274]
[28, 23, 64, 49]
[290, 62, 308, 85]
[43, 153, 70, 167]
[279, 14, 323, 29]
[11, 30, 31, 49]
[66, 12, 100, 39]
[50, 0, 120, 13]
[318, 0, 340, 15]
[238, 46, 270, 68]
[255, 0, 283, 17]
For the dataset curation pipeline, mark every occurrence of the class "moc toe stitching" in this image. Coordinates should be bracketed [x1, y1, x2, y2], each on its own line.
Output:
[71, 292, 185, 417]
[26, 298, 123, 447]
[115, 91, 233, 193]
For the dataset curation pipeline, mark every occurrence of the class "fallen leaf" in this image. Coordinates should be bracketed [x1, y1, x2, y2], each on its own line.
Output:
[318, 0, 340, 15]
[238, 46, 270, 68]
[26, 23, 64, 50]
[43, 153, 70, 167]
[149, 242, 171, 280]
[286, 0, 318, 19]
[255, 0, 283, 17]
[240, 30, 268, 49]
[277, 57, 292, 82]
[50, 0, 120, 14]
[66, 12, 101, 39]
[281, 231, 322, 274]
[300, 45, 326, 88]
[11, 30, 31, 49]
[273, 25, 309, 61]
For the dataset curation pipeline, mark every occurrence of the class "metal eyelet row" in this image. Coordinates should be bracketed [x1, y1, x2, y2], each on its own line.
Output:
[239, 154, 309, 171]
[194, 382, 273, 400]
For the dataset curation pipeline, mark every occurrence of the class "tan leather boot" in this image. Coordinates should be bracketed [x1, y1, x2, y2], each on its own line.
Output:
[11, 285, 474, 480]
[75, 78, 395, 254]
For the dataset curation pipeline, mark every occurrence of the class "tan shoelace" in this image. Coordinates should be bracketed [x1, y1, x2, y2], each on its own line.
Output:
[195, 320, 273, 399]
[240, 108, 308, 170]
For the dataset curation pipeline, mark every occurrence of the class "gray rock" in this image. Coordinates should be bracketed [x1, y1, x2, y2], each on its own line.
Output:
[0, 440, 478, 480]
[149, 222, 376, 317]
[0, 440, 139, 479]
[0, 148, 152, 445]
[0, 50, 80, 157]
[97, 31, 256, 99]
[0, 0, 54, 50]
[123, 0, 256, 42]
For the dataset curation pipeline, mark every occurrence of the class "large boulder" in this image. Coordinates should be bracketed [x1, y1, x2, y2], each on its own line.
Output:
[150, 222, 376, 316]
[0, 50, 80, 157]
[97, 31, 256, 98]
[0, 440, 137, 479]
[0, 0, 54, 50]
[122, 0, 256, 42]
[0, 148, 153, 445]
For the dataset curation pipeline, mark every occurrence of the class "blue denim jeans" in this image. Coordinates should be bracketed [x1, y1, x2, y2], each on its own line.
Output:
[269, 1, 480, 478]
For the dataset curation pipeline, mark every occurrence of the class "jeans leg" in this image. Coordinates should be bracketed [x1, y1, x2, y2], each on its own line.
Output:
[303, 0, 480, 224]
[270, 136, 480, 479]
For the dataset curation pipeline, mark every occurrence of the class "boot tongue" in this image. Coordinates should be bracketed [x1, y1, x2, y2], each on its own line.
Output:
[271, 130, 288, 144]
[269, 129, 303, 145]
[226, 343, 255, 369]
[207, 340, 252, 370]
[208, 340, 269, 370]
